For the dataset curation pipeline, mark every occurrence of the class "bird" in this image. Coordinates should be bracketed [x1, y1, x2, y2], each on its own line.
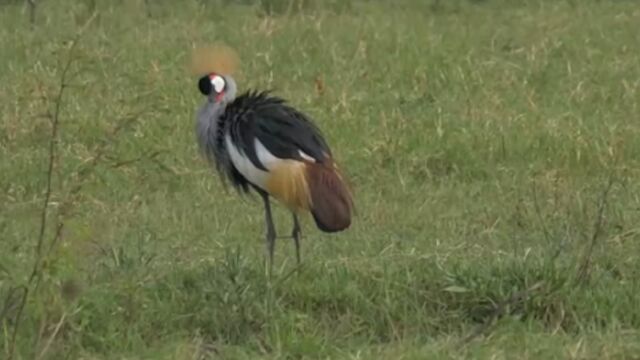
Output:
[194, 67, 354, 267]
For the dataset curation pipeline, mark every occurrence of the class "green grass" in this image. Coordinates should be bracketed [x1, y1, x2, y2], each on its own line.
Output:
[1, 0, 640, 358]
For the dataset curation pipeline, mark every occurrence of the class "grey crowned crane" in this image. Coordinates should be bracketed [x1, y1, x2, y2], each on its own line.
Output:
[194, 71, 354, 266]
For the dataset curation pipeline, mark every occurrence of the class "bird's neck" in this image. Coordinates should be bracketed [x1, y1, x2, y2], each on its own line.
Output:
[199, 99, 224, 123]
[209, 98, 226, 115]
[196, 99, 226, 155]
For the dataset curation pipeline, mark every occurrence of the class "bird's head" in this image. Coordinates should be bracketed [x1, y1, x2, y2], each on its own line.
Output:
[198, 72, 237, 103]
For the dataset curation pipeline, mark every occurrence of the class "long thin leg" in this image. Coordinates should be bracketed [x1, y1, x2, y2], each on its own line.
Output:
[260, 192, 277, 269]
[291, 212, 301, 264]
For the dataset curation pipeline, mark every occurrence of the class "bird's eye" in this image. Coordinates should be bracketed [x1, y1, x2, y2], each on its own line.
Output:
[211, 76, 226, 93]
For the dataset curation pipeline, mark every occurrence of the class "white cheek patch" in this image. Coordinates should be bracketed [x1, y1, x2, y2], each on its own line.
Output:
[211, 76, 225, 93]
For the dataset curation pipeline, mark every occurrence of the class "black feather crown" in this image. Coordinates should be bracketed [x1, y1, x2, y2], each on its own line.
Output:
[198, 75, 213, 96]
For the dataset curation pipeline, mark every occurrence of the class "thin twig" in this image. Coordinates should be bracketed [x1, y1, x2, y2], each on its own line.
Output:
[575, 173, 616, 283]
[36, 312, 67, 360]
[30, 11, 97, 284]
[43, 222, 65, 270]
[27, 25, 84, 296]
[30, 50, 75, 283]
[7, 13, 97, 360]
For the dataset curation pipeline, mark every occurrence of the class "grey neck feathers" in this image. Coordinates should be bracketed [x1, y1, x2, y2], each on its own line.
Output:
[195, 99, 225, 162]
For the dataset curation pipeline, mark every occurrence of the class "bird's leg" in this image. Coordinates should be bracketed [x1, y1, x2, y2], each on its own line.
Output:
[291, 212, 302, 264]
[261, 192, 277, 270]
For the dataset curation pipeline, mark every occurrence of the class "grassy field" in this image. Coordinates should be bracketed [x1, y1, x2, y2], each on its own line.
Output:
[2, 0, 640, 358]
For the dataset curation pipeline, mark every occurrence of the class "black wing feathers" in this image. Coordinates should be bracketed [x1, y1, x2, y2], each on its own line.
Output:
[256, 108, 331, 162]
[223, 91, 332, 169]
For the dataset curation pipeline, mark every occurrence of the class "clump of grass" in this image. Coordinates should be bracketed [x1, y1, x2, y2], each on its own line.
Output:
[66, 252, 639, 357]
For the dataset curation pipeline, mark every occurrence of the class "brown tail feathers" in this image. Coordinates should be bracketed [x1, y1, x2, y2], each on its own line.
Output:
[305, 161, 354, 233]
[264, 158, 354, 232]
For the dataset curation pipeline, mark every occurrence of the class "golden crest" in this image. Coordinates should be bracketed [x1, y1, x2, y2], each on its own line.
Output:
[190, 43, 240, 76]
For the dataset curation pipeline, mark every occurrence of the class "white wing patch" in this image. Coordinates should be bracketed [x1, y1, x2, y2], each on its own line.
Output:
[225, 135, 270, 190]
[254, 138, 315, 167]
[298, 150, 316, 162]
[254, 139, 282, 170]
[225, 136, 315, 190]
